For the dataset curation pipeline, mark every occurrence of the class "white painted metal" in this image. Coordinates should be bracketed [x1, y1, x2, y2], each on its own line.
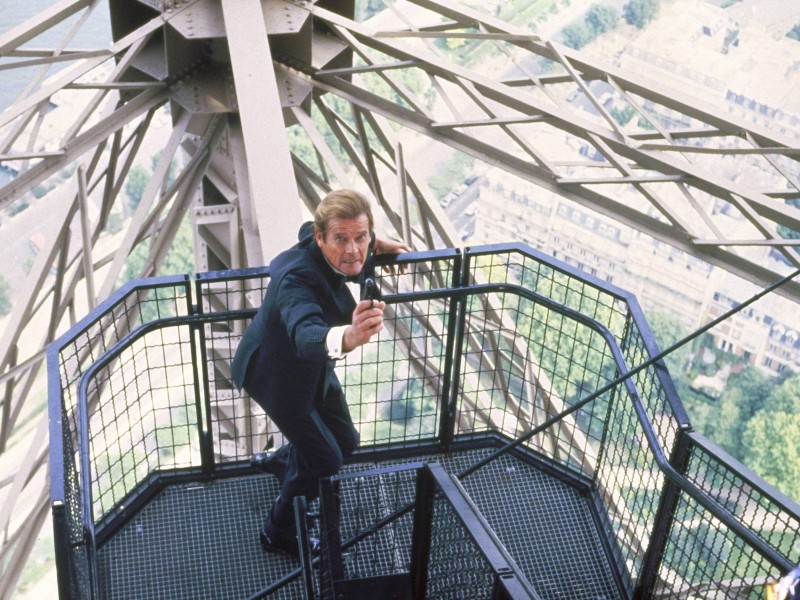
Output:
[0, 0, 797, 595]
[221, 0, 302, 259]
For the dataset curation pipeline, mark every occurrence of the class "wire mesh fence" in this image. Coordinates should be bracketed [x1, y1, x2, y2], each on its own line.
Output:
[48, 245, 800, 599]
[48, 276, 192, 597]
[318, 462, 534, 600]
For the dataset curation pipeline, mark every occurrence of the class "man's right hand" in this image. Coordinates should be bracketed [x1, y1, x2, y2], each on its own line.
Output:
[342, 300, 386, 352]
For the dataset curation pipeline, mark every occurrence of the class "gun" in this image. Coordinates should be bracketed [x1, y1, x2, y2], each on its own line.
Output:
[361, 277, 378, 305]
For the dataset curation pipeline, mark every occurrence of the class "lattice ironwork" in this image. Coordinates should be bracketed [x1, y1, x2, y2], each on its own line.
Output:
[46, 247, 800, 599]
[2, 0, 799, 594]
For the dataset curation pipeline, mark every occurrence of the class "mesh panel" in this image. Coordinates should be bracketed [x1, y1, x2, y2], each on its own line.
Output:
[337, 468, 416, 579]
[464, 248, 687, 592]
[196, 269, 277, 463]
[456, 291, 616, 475]
[343, 293, 450, 447]
[655, 493, 778, 598]
[58, 404, 91, 598]
[685, 438, 800, 563]
[341, 254, 458, 447]
[96, 476, 306, 600]
[330, 458, 513, 599]
[52, 278, 191, 597]
[460, 452, 619, 599]
[426, 497, 496, 599]
[333, 450, 620, 599]
[86, 325, 201, 518]
[48, 249, 800, 600]
[193, 253, 461, 462]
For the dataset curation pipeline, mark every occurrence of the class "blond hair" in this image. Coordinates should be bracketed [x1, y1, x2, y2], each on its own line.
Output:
[314, 189, 374, 239]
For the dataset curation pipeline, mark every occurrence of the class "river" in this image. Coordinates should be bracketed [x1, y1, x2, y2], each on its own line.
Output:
[0, 0, 112, 113]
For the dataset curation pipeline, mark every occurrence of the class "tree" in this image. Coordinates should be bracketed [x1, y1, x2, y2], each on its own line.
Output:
[427, 152, 475, 198]
[730, 367, 774, 416]
[563, 21, 595, 49]
[8, 199, 29, 216]
[151, 150, 179, 189]
[158, 215, 195, 277]
[122, 214, 195, 284]
[761, 373, 800, 414]
[125, 165, 150, 212]
[121, 216, 195, 321]
[624, 0, 659, 29]
[699, 367, 775, 459]
[355, 0, 385, 21]
[742, 410, 800, 500]
[646, 311, 688, 377]
[0, 274, 12, 317]
[610, 105, 635, 126]
[711, 388, 749, 460]
[788, 23, 800, 42]
[586, 4, 619, 35]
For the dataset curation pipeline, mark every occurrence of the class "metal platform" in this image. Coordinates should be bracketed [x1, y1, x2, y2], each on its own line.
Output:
[50, 249, 800, 599]
[96, 448, 619, 599]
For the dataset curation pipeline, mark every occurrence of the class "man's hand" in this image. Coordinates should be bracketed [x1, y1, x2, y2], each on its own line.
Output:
[373, 236, 411, 275]
[342, 300, 386, 352]
[373, 236, 411, 256]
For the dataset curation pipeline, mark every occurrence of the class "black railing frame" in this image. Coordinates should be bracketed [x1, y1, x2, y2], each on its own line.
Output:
[633, 427, 694, 599]
[48, 246, 800, 599]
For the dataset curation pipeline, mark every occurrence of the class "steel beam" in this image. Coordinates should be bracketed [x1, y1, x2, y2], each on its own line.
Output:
[221, 0, 301, 259]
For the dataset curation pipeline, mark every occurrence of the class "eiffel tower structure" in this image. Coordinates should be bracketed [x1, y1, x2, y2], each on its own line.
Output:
[1, 0, 799, 596]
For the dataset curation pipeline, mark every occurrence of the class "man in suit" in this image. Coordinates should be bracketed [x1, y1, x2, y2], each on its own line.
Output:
[231, 189, 410, 556]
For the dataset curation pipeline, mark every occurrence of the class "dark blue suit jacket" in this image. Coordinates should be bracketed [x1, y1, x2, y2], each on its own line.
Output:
[231, 222, 374, 425]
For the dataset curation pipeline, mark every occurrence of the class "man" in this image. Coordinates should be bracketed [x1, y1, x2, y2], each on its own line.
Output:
[231, 189, 410, 556]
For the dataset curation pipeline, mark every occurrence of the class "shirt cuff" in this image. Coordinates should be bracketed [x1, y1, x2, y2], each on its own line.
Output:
[326, 325, 350, 359]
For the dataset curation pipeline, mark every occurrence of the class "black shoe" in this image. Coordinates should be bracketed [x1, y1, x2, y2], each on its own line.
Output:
[250, 445, 289, 478]
[259, 530, 299, 558]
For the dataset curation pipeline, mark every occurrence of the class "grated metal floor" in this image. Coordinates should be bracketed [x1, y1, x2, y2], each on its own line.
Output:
[97, 448, 621, 599]
[458, 453, 620, 600]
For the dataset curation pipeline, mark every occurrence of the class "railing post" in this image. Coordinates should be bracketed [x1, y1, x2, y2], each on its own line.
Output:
[52, 501, 75, 599]
[191, 277, 216, 476]
[293, 496, 316, 600]
[438, 251, 464, 451]
[410, 465, 435, 598]
[318, 477, 345, 599]
[633, 428, 693, 599]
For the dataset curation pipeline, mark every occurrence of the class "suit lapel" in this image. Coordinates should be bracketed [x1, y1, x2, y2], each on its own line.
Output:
[334, 283, 357, 316]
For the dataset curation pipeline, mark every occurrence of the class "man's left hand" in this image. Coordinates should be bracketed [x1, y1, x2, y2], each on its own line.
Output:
[373, 236, 411, 256]
[374, 236, 411, 275]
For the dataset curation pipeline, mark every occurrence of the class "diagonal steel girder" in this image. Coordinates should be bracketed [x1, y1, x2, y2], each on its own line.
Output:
[1, 1, 799, 595]
[280, 1, 800, 301]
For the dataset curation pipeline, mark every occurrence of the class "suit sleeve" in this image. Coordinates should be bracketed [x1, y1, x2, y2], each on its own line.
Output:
[277, 268, 334, 362]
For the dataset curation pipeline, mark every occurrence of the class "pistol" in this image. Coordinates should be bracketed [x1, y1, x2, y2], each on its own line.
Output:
[361, 278, 378, 304]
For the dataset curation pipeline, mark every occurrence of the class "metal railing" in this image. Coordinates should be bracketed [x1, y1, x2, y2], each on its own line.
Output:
[48, 244, 800, 599]
[307, 462, 541, 600]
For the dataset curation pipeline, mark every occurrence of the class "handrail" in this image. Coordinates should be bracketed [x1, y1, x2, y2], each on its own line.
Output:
[244, 281, 800, 597]
[77, 282, 796, 578]
[454, 282, 794, 572]
[56, 250, 800, 598]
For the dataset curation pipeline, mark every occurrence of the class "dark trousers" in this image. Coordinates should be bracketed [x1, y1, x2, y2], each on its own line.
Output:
[262, 388, 359, 538]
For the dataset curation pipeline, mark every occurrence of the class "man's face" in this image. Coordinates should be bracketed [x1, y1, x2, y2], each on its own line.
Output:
[315, 214, 371, 277]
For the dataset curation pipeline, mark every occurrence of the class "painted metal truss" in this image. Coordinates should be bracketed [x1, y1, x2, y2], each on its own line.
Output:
[0, 0, 798, 594]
